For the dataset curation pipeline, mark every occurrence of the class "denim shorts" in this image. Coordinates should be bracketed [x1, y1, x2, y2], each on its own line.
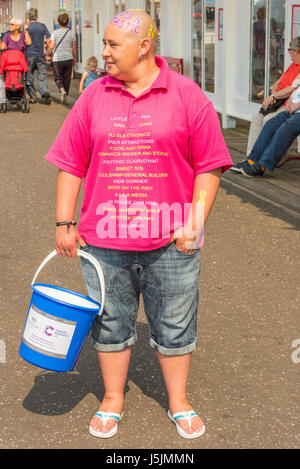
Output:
[80, 242, 201, 356]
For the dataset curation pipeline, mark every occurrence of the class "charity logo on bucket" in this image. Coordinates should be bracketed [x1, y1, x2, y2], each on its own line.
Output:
[44, 325, 54, 337]
[22, 305, 77, 359]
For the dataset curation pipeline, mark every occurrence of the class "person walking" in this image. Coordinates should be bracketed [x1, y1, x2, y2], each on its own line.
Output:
[45, 10, 232, 440]
[48, 13, 77, 104]
[25, 8, 51, 105]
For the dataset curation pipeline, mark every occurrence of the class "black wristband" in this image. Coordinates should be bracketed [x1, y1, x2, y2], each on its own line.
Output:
[56, 221, 77, 231]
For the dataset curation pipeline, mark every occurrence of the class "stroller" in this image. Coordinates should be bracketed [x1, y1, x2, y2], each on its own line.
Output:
[0, 49, 30, 113]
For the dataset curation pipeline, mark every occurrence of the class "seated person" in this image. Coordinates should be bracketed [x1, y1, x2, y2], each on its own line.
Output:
[246, 37, 300, 156]
[230, 82, 300, 177]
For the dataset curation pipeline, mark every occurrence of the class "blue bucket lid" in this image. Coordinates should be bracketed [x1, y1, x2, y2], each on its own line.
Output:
[31, 283, 101, 312]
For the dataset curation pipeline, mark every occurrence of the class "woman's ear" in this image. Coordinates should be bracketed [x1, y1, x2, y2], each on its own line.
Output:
[140, 37, 152, 57]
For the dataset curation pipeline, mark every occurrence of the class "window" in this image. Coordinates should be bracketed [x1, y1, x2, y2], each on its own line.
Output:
[145, 0, 160, 54]
[268, 0, 285, 93]
[193, 0, 203, 87]
[59, 0, 67, 11]
[115, 0, 126, 15]
[75, 0, 82, 64]
[250, 0, 285, 103]
[0, 0, 12, 39]
[204, 0, 215, 92]
[250, 0, 267, 102]
[192, 0, 215, 92]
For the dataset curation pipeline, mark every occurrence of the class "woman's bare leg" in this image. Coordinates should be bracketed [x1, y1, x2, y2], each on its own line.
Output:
[156, 351, 204, 434]
[90, 347, 132, 434]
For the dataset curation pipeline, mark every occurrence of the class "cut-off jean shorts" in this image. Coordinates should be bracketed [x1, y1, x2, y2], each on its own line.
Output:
[80, 242, 201, 356]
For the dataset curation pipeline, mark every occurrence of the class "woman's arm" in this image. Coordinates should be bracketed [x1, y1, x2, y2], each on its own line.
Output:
[23, 23, 32, 46]
[55, 170, 86, 257]
[173, 168, 222, 253]
[262, 74, 300, 110]
[1, 34, 7, 50]
[45, 39, 54, 63]
[271, 78, 281, 94]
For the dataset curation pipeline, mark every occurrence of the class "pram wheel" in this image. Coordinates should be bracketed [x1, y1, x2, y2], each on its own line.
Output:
[21, 99, 30, 113]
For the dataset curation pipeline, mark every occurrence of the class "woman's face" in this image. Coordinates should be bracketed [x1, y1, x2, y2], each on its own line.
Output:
[289, 48, 300, 63]
[102, 24, 140, 80]
[9, 21, 20, 33]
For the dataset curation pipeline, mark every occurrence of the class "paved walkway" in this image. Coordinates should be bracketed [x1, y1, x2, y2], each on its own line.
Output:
[1, 74, 300, 449]
[47, 72, 300, 223]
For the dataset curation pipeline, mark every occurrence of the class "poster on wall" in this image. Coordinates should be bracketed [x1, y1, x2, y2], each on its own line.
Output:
[292, 5, 300, 38]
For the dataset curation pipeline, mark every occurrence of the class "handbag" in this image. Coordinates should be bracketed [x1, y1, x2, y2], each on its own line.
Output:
[259, 97, 286, 116]
[45, 29, 70, 64]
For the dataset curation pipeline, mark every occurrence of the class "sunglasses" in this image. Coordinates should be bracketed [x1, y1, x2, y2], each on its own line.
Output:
[288, 48, 296, 51]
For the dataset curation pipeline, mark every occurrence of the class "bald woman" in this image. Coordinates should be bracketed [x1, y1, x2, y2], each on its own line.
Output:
[46, 9, 232, 440]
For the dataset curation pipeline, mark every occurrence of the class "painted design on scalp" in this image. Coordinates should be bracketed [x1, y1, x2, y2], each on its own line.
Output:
[147, 24, 158, 40]
[109, 9, 158, 39]
[110, 10, 143, 35]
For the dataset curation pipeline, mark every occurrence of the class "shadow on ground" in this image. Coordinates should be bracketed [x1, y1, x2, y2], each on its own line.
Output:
[22, 322, 167, 416]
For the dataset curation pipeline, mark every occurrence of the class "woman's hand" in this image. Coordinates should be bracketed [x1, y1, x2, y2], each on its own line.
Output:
[56, 225, 87, 258]
[170, 226, 197, 254]
[286, 99, 300, 115]
[262, 94, 276, 110]
[24, 21, 29, 32]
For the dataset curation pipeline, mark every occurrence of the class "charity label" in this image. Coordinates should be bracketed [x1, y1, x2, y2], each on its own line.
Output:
[22, 305, 77, 359]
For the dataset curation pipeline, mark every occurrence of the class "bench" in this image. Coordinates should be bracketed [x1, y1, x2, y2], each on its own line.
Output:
[163, 57, 184, 75]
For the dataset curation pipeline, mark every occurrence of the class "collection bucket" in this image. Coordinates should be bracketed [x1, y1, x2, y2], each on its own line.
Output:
[19, 249, 105, 372]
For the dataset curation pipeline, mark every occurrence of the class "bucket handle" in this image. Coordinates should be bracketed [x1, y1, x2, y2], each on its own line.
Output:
[31, 249, 105, 316]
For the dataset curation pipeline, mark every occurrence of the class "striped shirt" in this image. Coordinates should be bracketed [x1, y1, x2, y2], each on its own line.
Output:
[51, 28, 75, 62]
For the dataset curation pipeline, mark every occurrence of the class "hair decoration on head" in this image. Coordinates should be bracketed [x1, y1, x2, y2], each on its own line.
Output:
[147, 24, 158, 40]
[110, 10, 142, 35]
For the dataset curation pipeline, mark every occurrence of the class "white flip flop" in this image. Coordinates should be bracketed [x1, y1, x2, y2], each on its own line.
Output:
[168, 410, 205, 439]
[89, 411, 123, 438]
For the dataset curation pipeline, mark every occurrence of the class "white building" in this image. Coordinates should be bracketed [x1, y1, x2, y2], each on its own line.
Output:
[1, 1, 298, 128]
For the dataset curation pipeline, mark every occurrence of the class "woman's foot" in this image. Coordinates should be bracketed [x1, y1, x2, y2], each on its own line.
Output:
[89, 395, 124, 436]
[169, 399, 205, 436]
[60, 88, 66, 104]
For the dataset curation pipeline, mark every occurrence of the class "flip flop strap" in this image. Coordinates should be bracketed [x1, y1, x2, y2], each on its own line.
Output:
[94, 412, 121, 425]
[173, 411, 197, 427]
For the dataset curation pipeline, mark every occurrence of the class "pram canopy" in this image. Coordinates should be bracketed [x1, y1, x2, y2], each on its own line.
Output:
[0, 49, 28, 90]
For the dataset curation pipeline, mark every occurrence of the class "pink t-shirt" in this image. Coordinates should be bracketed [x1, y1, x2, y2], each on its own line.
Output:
[45, 56, 232, 251]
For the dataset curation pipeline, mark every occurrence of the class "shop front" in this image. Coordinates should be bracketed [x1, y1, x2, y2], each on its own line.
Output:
[3, 0, 299, 128]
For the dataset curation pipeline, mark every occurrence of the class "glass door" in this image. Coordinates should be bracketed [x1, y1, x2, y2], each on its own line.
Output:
[250, 0, 285, 103]
[145, 0, 160, 53]
[192, 0, 215, 92]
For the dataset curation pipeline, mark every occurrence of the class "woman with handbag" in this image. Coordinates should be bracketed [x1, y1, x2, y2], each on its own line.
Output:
[47, 13, 76, 104]
[244, 38, 300, 157]
[229, 84, 300, 177]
